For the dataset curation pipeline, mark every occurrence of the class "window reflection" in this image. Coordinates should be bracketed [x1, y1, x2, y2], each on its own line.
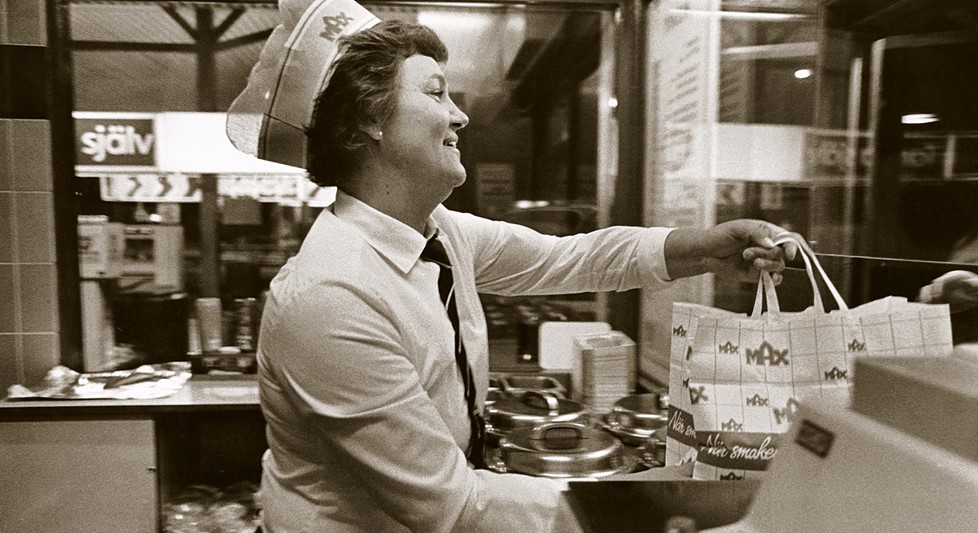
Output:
[68, 1, 616, 370]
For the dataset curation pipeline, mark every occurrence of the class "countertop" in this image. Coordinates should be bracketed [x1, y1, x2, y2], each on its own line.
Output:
[0, 374, 260, 417]
[0, 373, 758, 532]
[0, 341, 563, 419]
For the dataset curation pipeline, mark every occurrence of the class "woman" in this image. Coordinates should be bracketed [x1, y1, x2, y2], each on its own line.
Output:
[254, 19, 794, 533]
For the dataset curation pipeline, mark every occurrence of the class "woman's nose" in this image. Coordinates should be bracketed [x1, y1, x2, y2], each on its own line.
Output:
[449, 98, 469, 129]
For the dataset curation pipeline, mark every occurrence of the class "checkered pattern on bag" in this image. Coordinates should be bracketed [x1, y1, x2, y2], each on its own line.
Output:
[672, 235, 953, 480]
[683, 305, 951, 478]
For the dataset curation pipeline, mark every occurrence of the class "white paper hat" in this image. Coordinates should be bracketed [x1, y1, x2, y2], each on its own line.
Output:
[226, 0, 380, 168]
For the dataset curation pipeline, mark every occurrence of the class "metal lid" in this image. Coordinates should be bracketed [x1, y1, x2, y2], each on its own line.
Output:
[492, 422, 634, 478]
[611, 393, 668, 429]
[486, 391, 588, 435]
[599, 393, 668, 446]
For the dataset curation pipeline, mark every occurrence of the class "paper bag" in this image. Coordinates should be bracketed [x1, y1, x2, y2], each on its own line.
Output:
[665, 300, 738, 467]
[668, 235, 953, 480]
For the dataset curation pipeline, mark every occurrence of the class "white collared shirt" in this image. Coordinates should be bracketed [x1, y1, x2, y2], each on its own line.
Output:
[257, 190, 673, 532]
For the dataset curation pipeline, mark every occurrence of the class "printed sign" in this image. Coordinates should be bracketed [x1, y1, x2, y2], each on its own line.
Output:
[100, 174, 200, 203]
[695, 432, 781, 471]
[99, 174, 335, 206]
[76, 112, 308, 175]
[666, 405, 699, 448]
[803, 129, 873, 182]
[476, 164, 515, 218]
[75, 113, 158, 172]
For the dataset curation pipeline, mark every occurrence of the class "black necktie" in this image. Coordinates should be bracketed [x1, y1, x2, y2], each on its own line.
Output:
[420, 234, 486, 468]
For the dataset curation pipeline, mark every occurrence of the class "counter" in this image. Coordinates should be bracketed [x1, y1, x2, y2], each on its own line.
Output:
[0, 374, 260, 417]
[0, 375, 265, 533]
[1, 376, 743, 533]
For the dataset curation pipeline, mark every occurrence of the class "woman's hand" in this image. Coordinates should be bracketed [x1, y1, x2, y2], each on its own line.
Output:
[664, 219, 798, 283]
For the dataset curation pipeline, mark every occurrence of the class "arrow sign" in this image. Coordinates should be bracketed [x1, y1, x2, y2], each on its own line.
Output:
[158, 175, 173, 197]
[127, 176, 143, 197]
[98, 173, 327, 205]
[100, 173, 200, 203]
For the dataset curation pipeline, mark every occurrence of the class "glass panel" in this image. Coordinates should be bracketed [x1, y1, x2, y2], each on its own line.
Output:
[67, 1, 617, 371]
[640, 0, 978, 383]
[641, 0, 819, 380]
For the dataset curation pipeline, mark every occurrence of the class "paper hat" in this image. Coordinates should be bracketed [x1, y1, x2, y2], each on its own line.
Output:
[226, 0, 380, 168]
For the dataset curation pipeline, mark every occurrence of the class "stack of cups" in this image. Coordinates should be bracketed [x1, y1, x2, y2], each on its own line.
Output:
[195, 297, 224, 354]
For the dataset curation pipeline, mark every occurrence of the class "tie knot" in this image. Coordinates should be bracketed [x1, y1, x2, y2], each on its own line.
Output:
[421, 235, 452, 268]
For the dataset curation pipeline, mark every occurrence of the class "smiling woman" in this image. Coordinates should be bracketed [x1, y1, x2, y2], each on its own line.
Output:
[303, 22, 471, 232]
[360, 55, 471, 213]
[248, 18, 585, 532]
[227, 2, 796, 529]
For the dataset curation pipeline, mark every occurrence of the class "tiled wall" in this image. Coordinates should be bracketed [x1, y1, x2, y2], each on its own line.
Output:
[1, 0, 61, 393]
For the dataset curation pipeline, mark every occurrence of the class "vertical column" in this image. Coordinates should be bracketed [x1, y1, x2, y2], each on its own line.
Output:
[0, 0, 65, 390]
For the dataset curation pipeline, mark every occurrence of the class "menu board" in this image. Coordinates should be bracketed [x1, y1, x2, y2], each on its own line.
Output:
[641, 0, 721, 381]
[647, 0, 717, 230]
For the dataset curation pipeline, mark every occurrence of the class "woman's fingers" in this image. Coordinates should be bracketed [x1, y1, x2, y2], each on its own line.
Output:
[743, 246, 787, 271]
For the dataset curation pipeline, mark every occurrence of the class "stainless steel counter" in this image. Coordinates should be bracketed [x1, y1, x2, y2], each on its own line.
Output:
[0, 374, 260, 417]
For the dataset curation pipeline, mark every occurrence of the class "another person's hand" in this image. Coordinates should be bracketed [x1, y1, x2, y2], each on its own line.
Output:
[918, 270, 978, 313]
[665, 219, 799, 283]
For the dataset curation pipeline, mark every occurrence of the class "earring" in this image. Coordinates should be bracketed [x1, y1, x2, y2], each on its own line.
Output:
[373, 131, 383, 141]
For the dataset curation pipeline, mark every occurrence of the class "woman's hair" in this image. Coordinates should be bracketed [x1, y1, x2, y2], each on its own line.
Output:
[305, 20, 448, 187]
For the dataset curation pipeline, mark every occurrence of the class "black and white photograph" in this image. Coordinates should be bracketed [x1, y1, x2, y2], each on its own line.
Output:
[1, 0, 977, 531]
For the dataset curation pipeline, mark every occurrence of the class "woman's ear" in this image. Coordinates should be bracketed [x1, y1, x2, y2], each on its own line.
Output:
[359, 123, 383, 142]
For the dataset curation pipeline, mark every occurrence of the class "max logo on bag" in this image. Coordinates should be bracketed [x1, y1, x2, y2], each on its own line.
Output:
[746, 394, 769, 407]
[689, 385, 709, 404]
[848, 339, 866, 352]
[745, 341, 789, 366]
[824, 366, 847, 380]
[718, 341, 739, 354]
[673, 325, 687, 338]
[721, 419, 744, 431]
[773, 399, 800, 425]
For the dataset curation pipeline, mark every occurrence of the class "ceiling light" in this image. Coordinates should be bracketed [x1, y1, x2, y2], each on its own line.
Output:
[514, 200, 549, 209]
[794, 68, 812, 79]
[902, 113, 939, 125]
[670, 9, 811, 21]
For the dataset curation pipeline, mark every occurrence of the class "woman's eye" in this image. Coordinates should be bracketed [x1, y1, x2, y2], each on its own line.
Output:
[429, 90, 445, 99]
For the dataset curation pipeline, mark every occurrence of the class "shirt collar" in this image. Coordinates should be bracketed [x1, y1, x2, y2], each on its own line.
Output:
[333, 189, 437, 274]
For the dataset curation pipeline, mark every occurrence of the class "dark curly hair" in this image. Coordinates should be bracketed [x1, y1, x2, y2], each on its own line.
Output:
[305, 21, 448, 187]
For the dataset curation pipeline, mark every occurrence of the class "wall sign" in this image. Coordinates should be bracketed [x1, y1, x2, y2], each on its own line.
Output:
[74, 112, 308, 176]
[99, 174, 199, 203]
[99, 174, 335, 206]
[74, 112, 158, 173]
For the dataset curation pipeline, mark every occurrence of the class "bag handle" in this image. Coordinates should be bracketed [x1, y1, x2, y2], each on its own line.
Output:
[776, 233, 849, 313]
[752, 270, 782, 317]
[751, 233, 849, 318]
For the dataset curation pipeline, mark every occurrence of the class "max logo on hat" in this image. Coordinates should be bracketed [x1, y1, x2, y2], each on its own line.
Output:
[321, 12, 356, 40]
[226, 0, 380, 169]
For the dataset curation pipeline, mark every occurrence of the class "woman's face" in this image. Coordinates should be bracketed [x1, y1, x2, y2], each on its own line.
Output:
[380, 54, 469, 196]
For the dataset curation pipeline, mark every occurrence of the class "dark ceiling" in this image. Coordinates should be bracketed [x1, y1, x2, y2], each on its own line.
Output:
[65, 1, 608, 124]
[823, 0, 978, 36]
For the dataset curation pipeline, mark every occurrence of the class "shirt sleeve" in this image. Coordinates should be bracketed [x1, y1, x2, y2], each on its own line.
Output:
[447, 210, 675, 296]
[266, 281, 574, 533]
